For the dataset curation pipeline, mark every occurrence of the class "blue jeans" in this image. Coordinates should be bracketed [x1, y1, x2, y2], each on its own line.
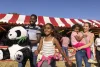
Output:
[62, 46, 68, 56]
[33, 52, 37, 66]
[76, 50, 91, 67]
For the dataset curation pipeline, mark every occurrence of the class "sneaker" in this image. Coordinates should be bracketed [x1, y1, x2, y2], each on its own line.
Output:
[88, 59, 97, 63]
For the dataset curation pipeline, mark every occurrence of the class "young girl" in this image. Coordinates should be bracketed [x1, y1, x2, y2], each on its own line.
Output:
[71, 24, 85, 48]
[71, 23, 94, 64]
[35, 23, 72, 67]
[60, 33, 70, 60]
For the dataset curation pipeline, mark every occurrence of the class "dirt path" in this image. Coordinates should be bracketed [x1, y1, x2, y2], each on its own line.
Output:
[0, 60, 97, 67]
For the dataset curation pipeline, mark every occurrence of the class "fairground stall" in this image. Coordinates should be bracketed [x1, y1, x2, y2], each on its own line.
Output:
[0, 13, 100, 61]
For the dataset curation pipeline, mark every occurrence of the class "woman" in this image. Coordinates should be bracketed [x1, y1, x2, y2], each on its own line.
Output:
[76, 23, 94, 67]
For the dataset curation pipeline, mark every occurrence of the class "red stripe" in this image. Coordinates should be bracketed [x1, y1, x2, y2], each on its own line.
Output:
[78, 19, 85, 23]
[88, 20, 100, 27]
[49, 17, 58, 26]
[70, 19, 77, 24]
[60, 18, 71, 27]
[0, 14, 6, 19]
[24, 16, 30, 24]
[8, 14, 19, 24]
[88, 20, 93, 24]
[97, 20, 100, 22]
[38, 16, 45, 25]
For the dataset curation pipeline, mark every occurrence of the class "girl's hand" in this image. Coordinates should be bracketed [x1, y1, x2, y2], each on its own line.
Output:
[73, 47, 77, 51]
[77, 47, 82, 50]
[74, 35, 79, 38]
[34, 50, 38, 55]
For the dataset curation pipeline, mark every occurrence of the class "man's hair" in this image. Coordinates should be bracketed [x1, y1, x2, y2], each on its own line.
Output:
[31, 14, 37, 19]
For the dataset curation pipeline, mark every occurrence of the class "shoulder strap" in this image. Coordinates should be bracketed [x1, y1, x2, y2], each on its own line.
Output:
[43, 37, 45, 42]
[51, 37, 54, 41]
[81, 32, 88, 44]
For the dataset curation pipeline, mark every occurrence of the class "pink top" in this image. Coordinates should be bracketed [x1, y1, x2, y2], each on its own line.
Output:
[80, 32, 94, 45]
[61, 36, 70, 47]
[71, 31, 82, 45]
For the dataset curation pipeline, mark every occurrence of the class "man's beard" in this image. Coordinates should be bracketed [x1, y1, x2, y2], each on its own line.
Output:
[30, 23, 35, 26]
[30, 21, 36, 26]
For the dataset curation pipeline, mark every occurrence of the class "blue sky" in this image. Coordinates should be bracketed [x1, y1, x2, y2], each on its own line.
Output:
[0, 0, 100, 20]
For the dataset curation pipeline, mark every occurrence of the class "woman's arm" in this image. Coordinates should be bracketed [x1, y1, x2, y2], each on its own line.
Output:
[54, 38, 72, 66]
[77, 33, 94, 50]
[75, 32, 86, 42]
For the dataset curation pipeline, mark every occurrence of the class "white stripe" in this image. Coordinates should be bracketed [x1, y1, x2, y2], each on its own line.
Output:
[0, 14, 13, 23]
[91, 20, 100, 27]
[35, 21, 38, 25]
[82, 19, 99, 27]
[91, 20, 100, 25]
[82, 19, 92, 24]
[16, 15, 25, 24]
[36, 16, 38, 25]
[74, 19, 83, 26]
[64, 18, 74, 27]
[37, 17, 42, 25]
[55, 18, 65, 26]
[43, 16, 52, 24]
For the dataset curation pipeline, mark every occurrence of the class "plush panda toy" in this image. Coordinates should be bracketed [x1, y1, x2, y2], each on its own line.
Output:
[0, 26, 33, 67]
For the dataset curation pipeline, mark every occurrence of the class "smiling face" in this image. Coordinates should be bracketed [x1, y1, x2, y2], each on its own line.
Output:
[30, 15, 37, 26]
[74, 27, 79, 33]
[44, 24, 53, 36]
[83, 23, 90, 32]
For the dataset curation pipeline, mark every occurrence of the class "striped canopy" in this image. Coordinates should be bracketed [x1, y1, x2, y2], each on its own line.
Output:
[0, 13, 100, 27]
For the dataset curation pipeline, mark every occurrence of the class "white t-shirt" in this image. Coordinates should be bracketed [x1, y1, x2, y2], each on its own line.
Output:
[26, 26, 41, 40]
[25, 25, 41, 52]
[95, 38, 100, 46]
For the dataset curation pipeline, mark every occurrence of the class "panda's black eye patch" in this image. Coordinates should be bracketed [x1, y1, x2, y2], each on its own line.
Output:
[15, 30, 21, 37]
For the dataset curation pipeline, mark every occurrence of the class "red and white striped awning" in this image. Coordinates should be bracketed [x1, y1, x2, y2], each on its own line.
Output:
[0, 13, 100, 27]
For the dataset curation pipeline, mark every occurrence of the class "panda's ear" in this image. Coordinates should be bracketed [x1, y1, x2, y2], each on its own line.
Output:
[15, 30, 21, 37]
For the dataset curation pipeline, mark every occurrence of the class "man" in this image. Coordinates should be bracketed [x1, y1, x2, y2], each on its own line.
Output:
[18, 14, 41, 67]
[95, 31, 100, 67]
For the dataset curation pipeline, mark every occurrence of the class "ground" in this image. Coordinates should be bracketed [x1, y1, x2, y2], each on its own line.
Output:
[0, 60, 97, 67]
